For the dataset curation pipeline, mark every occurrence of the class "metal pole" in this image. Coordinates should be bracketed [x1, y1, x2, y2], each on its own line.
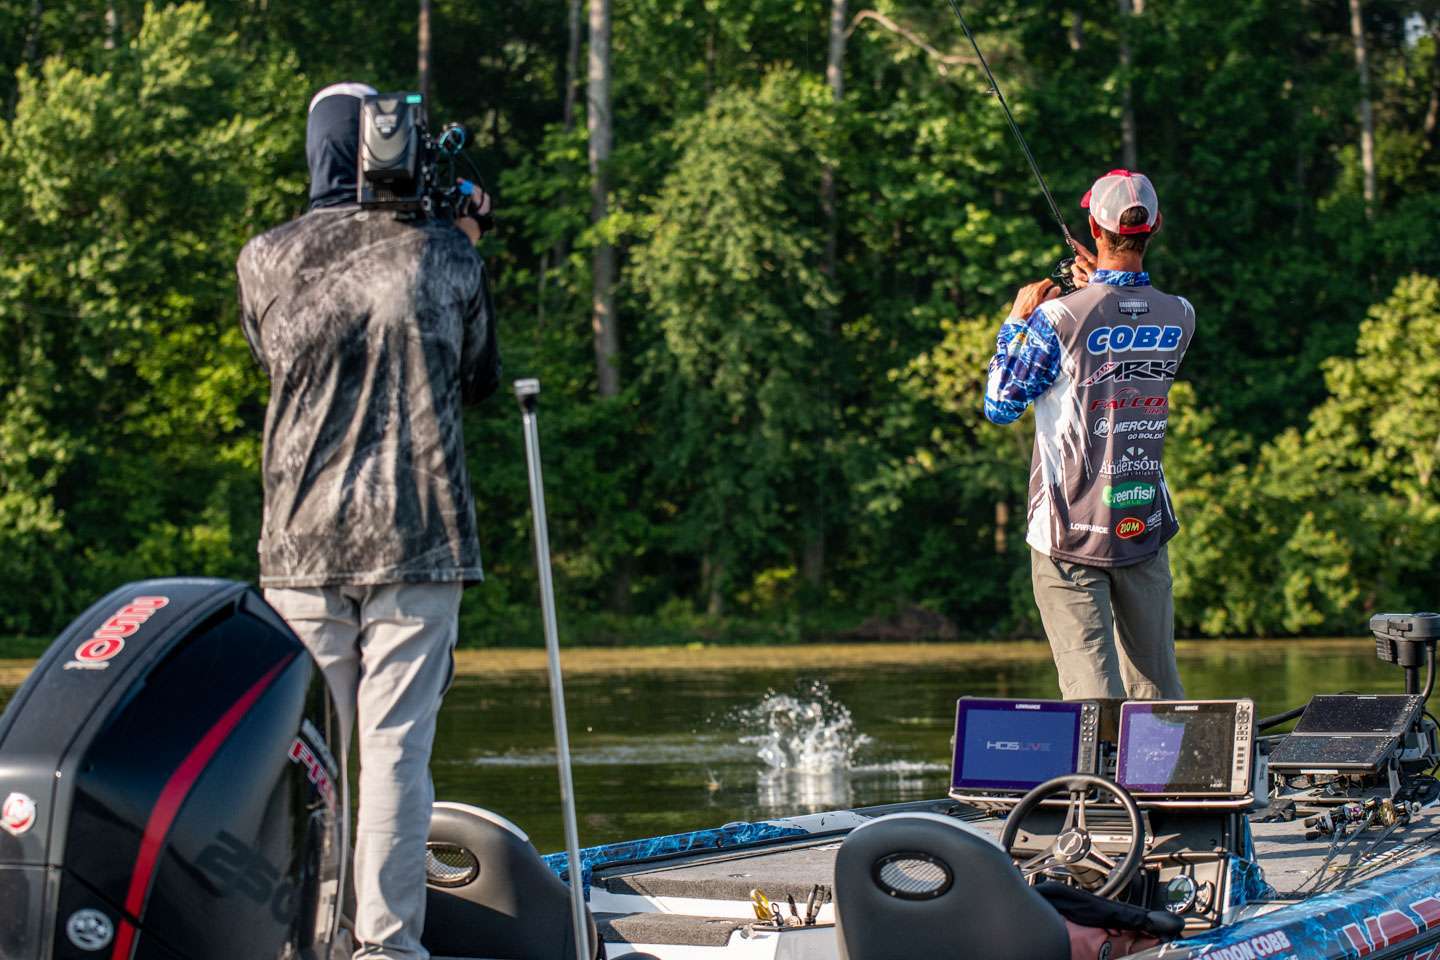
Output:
[514, 378, 592, 960]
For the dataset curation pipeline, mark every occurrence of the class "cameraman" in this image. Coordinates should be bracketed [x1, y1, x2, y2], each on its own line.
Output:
[236, 81, 500, 960]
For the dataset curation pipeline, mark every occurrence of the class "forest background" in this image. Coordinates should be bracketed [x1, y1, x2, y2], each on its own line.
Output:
[1, 0, 1439, 647]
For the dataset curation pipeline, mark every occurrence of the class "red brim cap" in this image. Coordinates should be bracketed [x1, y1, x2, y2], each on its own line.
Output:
[1081, 169, 1158, 234]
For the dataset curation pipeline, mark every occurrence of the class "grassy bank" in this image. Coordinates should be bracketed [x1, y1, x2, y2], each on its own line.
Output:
[0, 637, 1368, 689]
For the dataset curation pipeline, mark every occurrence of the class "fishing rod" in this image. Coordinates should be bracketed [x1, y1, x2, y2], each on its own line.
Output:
[941, 0, 1078, 292]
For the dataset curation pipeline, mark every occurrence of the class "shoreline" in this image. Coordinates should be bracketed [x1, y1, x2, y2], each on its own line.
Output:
[0, 637, 1366, 686]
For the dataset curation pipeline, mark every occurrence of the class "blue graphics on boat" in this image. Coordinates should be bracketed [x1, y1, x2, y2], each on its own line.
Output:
[4, 579, 1440, 959]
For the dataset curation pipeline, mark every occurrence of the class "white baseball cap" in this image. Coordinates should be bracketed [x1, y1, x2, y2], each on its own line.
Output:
[1080, 169, 1159, 235]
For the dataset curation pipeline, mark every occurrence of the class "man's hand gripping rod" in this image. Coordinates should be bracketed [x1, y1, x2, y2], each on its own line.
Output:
[942, 0, 1078, 293]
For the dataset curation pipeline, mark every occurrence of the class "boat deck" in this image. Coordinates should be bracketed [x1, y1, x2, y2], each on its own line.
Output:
[587, 799, 1440, 955]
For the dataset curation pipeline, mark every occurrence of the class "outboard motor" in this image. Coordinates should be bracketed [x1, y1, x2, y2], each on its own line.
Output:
[0, 579, 344, 960]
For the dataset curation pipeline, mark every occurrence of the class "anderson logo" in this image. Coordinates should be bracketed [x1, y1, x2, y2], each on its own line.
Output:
[1, 792, 36, 836]
[64, 595, 169, 671]
[1103, 482, 1156, 508]
[1086, 324, 1181, 354]
[1100, 447, 1161, 476]
[1115, 517, 1147, 539]
[1081, 359, 1178, 386]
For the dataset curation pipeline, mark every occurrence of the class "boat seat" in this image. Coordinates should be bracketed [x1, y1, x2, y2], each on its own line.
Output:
[421, 802, 601, 960]
[834, 812, 1070, 960]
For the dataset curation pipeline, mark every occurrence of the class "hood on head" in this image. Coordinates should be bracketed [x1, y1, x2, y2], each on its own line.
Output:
[306, 82, 378, 210]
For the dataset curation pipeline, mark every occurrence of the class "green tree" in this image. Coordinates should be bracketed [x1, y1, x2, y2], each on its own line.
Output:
[632, 70, 838, 614]
[0, 3, 303, 630]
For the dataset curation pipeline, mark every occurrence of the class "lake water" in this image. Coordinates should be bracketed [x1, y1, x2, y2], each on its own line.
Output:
[0, 640, 1403, 853]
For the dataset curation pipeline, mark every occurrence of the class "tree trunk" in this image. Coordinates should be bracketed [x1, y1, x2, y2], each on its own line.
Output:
[1348, 0, 1376, 217]
[703, 555, 725, 617]
[543, 0, 584, 322]
[994, 500, 1009, 555]
[418, 0, 432, 104]
[1117, 0, 1137, 169]
[1424, 28, 1440, 146]
[563, 0, 582, 130]
[1068, 9, 1084, 51]
[21, 0, 43, 68]
[802, 0, 847, 590]
[104, 1, 117, 49]
[588, 0, 619, 398]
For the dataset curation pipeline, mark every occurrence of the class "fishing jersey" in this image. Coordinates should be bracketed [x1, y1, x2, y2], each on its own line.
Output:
[984, 271, 1195, 567]
[236, 206, 501, 588]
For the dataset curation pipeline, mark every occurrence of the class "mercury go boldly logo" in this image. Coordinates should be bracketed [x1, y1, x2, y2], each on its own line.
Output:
[1, 792, 36, 836]
[63, 596, 169, 671]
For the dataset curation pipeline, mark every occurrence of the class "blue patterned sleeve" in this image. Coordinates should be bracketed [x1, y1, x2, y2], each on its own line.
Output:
[983, 305, 1062, 424]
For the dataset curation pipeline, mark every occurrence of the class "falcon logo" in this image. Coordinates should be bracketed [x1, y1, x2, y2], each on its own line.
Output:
[1081, 360, 1178, 386]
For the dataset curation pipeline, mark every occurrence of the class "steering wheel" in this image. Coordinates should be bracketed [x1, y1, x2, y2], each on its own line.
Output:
[999, 774, 1146, 899]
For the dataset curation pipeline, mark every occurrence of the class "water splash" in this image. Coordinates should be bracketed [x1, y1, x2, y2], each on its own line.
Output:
[737, 680, 872, 774]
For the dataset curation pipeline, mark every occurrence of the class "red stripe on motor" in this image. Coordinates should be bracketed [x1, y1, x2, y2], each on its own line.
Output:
[109, 654, 296, 960]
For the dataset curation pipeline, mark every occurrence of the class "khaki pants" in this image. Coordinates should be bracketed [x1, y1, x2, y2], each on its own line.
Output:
[266, 583, 462, 960]
[1031, 546, 1183, 701]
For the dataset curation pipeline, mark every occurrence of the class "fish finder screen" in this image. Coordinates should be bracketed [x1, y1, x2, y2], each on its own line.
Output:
[1292, 695, 1419, 735]
[1117, 703, 1238, 795]
[951, 700, 1081, 792]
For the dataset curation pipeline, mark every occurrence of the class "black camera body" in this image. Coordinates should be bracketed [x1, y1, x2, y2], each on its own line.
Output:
[358, 91, 489, 228]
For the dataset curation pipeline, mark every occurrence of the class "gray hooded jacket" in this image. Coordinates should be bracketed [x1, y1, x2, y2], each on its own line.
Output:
[236, 89, 500, 588]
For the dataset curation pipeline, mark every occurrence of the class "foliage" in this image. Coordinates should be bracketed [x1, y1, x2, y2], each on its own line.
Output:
[1, 0, 1438, 641]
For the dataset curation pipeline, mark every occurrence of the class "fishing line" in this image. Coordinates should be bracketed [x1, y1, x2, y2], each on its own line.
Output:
[940, 0, 1075, 252]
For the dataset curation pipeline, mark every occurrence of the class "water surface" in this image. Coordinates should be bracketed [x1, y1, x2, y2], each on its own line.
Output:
[0, 640, 1402, 852]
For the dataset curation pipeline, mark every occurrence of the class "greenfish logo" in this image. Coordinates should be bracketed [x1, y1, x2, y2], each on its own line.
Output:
[1103, 482, 1156, 508]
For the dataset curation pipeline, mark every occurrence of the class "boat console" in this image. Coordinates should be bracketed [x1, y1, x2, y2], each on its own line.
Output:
[947, 696, 1260, 932]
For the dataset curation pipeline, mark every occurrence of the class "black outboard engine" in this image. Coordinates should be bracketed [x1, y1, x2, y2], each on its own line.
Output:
[0, 579, 344, 960]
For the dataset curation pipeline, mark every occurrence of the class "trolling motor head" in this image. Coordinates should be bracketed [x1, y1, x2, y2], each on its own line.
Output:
[1372, 612, 1440, 697]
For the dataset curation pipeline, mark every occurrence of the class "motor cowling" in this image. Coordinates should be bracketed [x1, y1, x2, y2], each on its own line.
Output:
[0, 579, 345, 960]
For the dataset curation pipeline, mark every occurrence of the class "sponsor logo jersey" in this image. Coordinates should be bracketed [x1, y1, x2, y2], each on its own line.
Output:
[984, 271, 1195, 566]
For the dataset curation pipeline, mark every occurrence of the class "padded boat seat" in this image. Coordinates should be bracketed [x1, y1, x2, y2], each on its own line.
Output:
[834, 813, 1070, 960]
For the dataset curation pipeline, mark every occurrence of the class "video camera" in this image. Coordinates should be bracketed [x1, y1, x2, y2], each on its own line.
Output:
[357, 91, 493, 230]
